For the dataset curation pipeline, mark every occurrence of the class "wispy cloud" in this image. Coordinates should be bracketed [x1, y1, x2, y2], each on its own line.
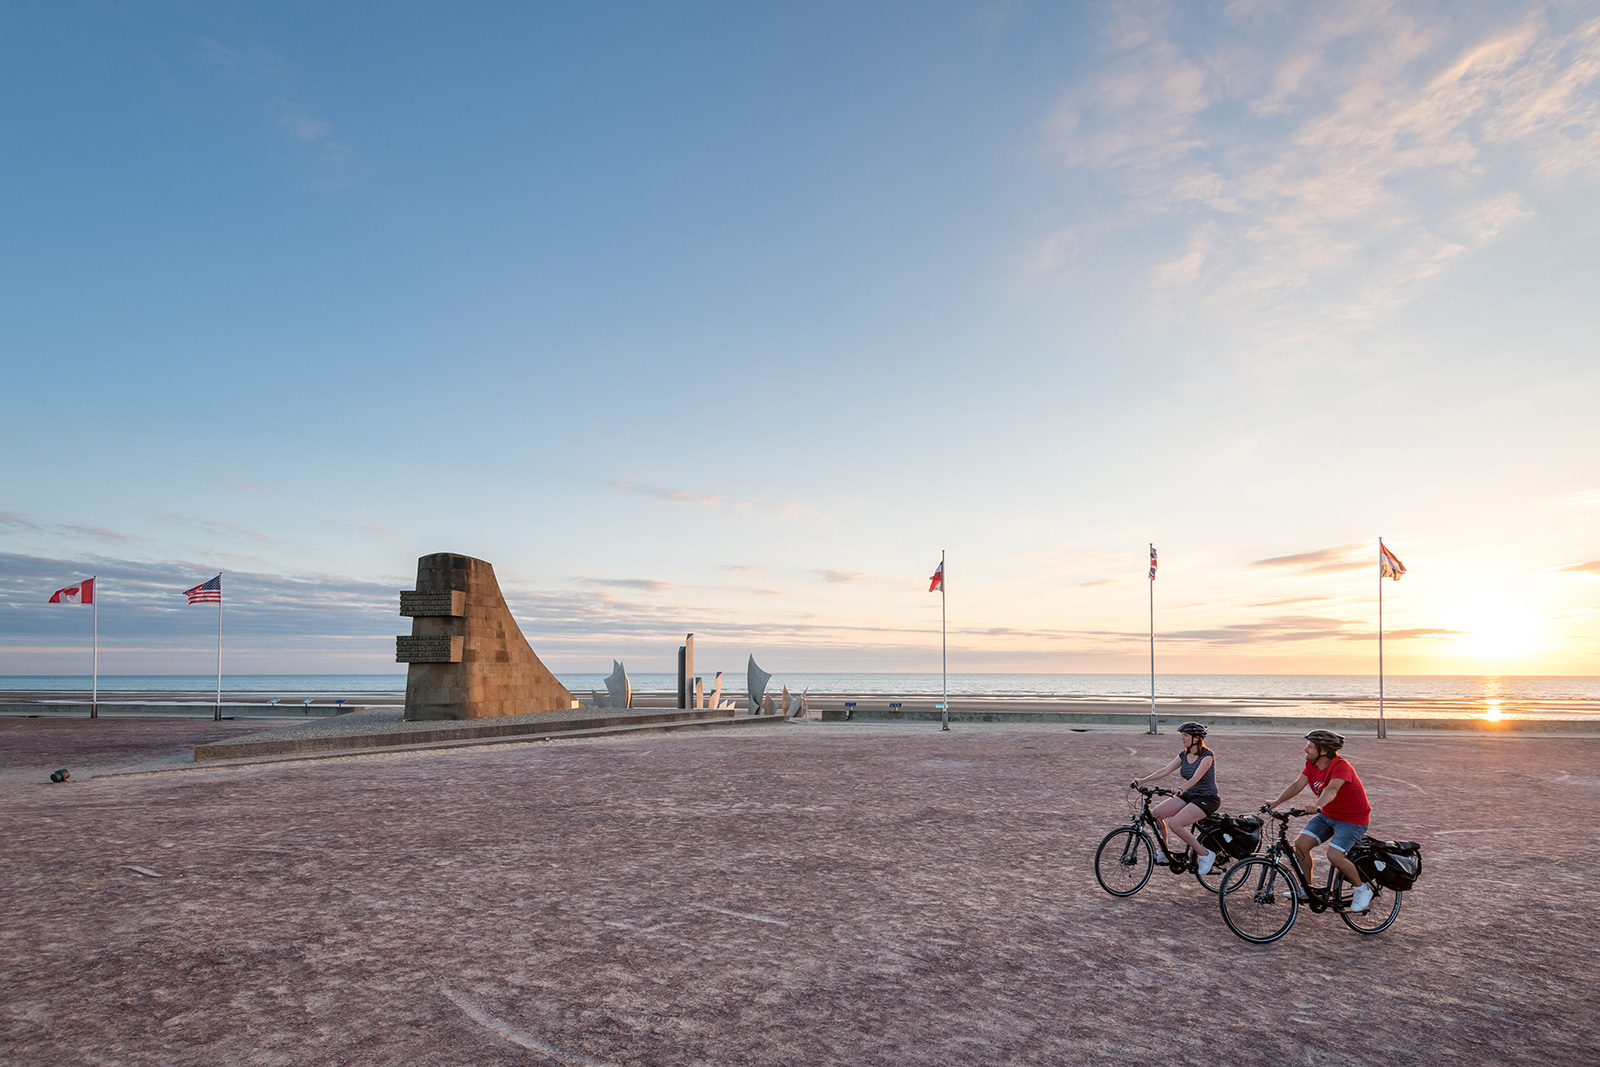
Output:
[609, 480, 824, 521]
[1384, 627, 1461, 640]
[814, 570, 866, 584]
[1050, 3, 1600, 332]
[1155, 614, 1460, 646]
[1076, 577, 1117, 588]
[610, 480, 725, 509]
[194, 35, 358, 186]
[1248, 543, 1370, 575]
[1557, 560, 1600, 574]
[0, 511, 138, 544]
[581, 577, 673, 594]
[0, 551, 404, 647]
[160, 512, 274, 543]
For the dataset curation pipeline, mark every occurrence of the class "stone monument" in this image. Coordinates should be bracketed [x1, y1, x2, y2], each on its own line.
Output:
[395, 552, 577, 720]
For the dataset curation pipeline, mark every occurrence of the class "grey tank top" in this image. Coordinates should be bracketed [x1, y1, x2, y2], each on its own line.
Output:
[1179, 749, 1218, 796]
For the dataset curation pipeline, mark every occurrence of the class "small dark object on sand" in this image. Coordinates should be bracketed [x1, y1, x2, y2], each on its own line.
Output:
[50, 768, 70, 783]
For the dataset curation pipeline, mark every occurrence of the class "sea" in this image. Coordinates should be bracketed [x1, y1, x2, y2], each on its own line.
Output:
[3, 673, 1598, 702]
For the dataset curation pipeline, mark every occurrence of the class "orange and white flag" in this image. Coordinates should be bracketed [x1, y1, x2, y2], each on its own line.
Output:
[1379, 542, 1406, 580]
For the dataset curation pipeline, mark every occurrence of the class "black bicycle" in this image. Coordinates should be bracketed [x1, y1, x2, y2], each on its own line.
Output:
[1094, 784, 1254, 897]
[1216, 808, 1402, 943]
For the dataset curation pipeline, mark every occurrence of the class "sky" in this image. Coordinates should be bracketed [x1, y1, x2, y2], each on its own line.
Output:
[2, 0, 1598, 679]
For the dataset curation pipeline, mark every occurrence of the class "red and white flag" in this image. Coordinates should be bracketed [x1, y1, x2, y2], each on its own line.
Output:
[184, 574, 223, 603]
[49, 578, 95, 604]
[1379, 542, 1406, 580]
[928, 561, 944, 593]
[1149, 545, 1158, 581]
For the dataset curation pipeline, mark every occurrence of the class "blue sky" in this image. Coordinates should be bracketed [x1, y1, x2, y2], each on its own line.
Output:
[4, 1, 1598, 678]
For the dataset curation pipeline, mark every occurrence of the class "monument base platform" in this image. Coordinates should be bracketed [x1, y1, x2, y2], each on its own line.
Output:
[193, 706, 786, 763]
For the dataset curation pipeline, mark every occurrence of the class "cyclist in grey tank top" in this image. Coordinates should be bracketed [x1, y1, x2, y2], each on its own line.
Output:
[1132, 721, 1222, 876]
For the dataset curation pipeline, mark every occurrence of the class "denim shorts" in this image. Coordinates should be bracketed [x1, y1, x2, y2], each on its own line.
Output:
[1301, 813, 1367, 853]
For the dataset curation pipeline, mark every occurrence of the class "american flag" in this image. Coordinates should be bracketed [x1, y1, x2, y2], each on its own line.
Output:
[184, 574, 223, 603]
[1149, 545, 1158, 580]
[1379, 542, 1406, 581]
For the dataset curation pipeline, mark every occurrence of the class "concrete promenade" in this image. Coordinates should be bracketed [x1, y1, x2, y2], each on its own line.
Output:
[2, 718, 1595, 1065]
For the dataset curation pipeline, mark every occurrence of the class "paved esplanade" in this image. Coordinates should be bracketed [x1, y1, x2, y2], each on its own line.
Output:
[2, 723, 1593, 1065]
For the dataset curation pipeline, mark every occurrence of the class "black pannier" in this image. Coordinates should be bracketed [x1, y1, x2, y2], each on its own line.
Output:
[1349, 836, 1422, 891]
[1197, 813, 1263, 859]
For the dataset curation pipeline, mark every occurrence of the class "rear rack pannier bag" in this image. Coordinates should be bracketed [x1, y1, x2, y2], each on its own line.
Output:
[1350, 837, 1422, 891]
[1198, 814, 1263, 859]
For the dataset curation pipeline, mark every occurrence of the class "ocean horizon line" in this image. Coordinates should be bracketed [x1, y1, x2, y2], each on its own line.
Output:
[4, 672, 1598, 702]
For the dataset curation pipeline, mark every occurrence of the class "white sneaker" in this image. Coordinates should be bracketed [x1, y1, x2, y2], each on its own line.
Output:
[1350, 884, 1374, 912]
[1152, 844, 1169, 863]
[1281, 885, 1307, 903]
[1197, 851, 1216, 876]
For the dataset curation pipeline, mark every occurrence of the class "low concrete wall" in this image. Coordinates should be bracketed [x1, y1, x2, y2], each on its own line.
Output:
[194, 707, 750, 762]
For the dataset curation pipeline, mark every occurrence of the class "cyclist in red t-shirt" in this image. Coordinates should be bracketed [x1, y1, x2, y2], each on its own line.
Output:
[1267, 730, 1376, 912]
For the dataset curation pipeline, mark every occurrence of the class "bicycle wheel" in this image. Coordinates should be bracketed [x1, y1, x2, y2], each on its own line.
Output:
[1331, 872, 1403, 935]
[1193, 850, 1233, 895]
[1094, 827, 1155, 897]
[1218, 858, 1298, 944]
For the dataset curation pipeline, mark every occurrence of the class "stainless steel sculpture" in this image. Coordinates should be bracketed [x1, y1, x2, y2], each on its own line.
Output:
[605, 659, 632, 709]
[746, 656, 772, 716]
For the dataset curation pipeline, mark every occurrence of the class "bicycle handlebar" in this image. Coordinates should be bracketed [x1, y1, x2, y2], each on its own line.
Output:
[1130, 783, 1176, 797]
[1260, 806, 1311, 818]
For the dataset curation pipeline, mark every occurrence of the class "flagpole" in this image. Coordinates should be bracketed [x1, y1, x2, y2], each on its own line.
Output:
[1378, 539, 1386, 740]
[215, 579, 223, 722]
[940, 550, 949, 732]
[1148, 544, 1157, 735]
[91, 577, 99, 721]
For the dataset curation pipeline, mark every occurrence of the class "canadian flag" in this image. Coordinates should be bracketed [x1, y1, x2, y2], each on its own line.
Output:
[49, 578, 96, 604]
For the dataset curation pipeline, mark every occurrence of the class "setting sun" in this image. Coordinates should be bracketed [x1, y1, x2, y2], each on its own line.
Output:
[1450, 601, 1541, 665]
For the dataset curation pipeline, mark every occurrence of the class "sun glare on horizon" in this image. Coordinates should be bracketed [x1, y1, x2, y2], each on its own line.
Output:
[1450, 600, 1541, 669]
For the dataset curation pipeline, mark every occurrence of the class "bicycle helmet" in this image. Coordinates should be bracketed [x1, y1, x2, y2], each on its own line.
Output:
[1177, 721, 1208, 737]
[1304, 729, 1345, 753]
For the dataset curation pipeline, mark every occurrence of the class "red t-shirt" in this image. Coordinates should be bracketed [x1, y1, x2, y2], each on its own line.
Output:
[1304, 756, 1370, 824]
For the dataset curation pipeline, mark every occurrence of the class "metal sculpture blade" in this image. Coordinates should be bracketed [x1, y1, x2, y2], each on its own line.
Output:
[605, 659, 632, 710]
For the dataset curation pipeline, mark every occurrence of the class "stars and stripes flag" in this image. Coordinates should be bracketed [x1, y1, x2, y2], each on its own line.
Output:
[1379, 542, 1406, 580]
[929, 561, 944, 593]
[49, 578, 96, 604]
[1149, 545, 1158, 580]
[184, 574, 223, 603]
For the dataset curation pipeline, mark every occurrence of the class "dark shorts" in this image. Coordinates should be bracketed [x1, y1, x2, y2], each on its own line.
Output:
[1181, 792, 1221, 816]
